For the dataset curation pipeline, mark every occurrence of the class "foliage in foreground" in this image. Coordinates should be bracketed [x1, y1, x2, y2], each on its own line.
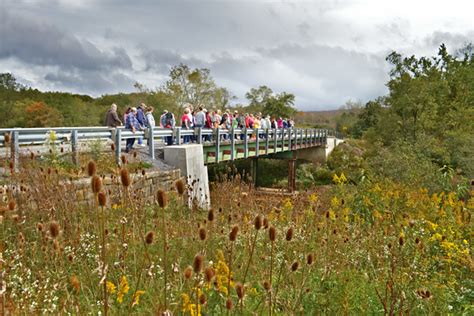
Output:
[1, 153, 473, 315]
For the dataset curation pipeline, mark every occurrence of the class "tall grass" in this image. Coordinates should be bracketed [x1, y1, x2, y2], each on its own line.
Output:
[0, 152, 472, 315]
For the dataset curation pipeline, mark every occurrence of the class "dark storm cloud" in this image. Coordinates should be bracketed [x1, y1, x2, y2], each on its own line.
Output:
[1, 0, 472, 108]
[44, 69, 134, 95]
[0, 10, 132, 71]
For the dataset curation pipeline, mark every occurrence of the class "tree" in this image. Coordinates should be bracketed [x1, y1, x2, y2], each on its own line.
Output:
[163, 64, 232, 109]
[245, 86, 297, 118]
[24, 101, 64, 127]
[0, 73, 24, 91]
[245, 85, 273, 110]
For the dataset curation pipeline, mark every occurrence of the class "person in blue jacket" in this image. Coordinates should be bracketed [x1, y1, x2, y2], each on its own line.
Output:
[136, 103, 147, 146]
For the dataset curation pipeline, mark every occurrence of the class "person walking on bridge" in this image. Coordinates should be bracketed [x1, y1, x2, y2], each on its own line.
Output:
[125, 107, 142, 153]
[104, 103, 122, 127]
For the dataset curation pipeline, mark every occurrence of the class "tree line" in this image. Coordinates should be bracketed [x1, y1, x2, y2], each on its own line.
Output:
[0, 64, 297, 128]
[334, 44, 474, 178]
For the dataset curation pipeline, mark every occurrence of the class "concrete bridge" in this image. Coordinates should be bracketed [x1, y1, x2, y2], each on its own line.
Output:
[1, 126, 343, 207]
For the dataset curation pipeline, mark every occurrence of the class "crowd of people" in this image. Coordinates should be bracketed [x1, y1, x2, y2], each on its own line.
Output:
[104, 102, 295, 151]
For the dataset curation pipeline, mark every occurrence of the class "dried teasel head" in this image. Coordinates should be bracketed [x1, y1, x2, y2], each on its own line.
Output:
[49, 221, 60, 238]
[207, 209, 215, 222]
[184, 266, 193, 280]
[204, 267, 215, 283]
[8, 200, 16, 211]
[286, 227, 294, 241]
[199, 294, 206, 305]
[98, 191, 107, 207]
[263, 217, 269, 229]
[4, 133, 10, 144]
[254, 215, 262, 230]
[269, 226, 276, 242]
[87, 160, 97, 176]
[145, 231, 154, 244]
[121, 154, 127, 165]
[175, 179, 185, 196]
[157, 190, 168, 208]
[291, 261, 299, 272]
[307, 254, 314, 265]
[91, 175, 102, 194]
[225, 298, 233, 310]
[263, 281, 271, 291]
[70, 275, 80, 292]
[193, 254, 204, 273]
[235, 282, 244, 300]
[229, 225, 239, 242]
[120, 168, 131, 187]
[399, 236, 404, 247]
[198, 227, 207, 241]
[37, 222, 44, 232]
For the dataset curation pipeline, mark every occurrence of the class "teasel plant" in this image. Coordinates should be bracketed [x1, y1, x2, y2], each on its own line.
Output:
[293, 253, 314, 312]
[272, 227, 294, 307]
[156, 189, 169, 311]
[268, 225, 276, 316]
[227, 225, 239, 315]
[242, 214, 262, 285]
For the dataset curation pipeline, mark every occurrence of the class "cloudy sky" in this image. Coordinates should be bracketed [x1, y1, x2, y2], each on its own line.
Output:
[1, 0, 473, 110]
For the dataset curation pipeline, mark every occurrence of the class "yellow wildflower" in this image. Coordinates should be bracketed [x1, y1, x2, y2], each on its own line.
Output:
[117, 275, 129, 304]
[106, 281, 116, 294]
[331, 197, 340, 208]
[426, 221, 438, 231]
[132, 290, 145, 306]
[309, 193, 318, 203]
[181, 293, 201, 316]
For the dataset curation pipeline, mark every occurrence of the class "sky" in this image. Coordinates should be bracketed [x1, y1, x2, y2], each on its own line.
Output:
[1, 0, 473, 110]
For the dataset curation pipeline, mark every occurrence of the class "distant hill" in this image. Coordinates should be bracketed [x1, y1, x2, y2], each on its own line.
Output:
[295, 108, 359, 128]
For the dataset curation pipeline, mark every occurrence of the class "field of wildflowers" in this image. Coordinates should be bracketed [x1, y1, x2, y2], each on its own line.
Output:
[1, 148, 473, 315]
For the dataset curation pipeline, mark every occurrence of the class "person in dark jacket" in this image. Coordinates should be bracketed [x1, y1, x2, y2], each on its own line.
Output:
[104, 103, 122, 127]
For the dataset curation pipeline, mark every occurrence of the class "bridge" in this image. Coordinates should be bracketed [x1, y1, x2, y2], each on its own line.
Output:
[0, 126, 344, 207]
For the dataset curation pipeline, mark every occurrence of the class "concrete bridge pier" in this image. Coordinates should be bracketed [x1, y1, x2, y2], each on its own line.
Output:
[288, 156, 297, 193]
[163, 144, 210, 209]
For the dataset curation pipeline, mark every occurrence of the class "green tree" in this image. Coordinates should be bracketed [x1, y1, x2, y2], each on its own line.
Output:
[163, 64, 233, 109]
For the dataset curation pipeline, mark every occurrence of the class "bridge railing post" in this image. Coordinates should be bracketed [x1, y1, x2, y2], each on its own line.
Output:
[255, 128, 260, 157]
[174, 127, 182, 145]
[273, 128, 277, 153]
[148, 125, 155, 160]
[243, 128, 249, 158]
[299, 129, 303, 148]
[11, 131, 19, 172]
[71, 129, 79, 166]
[305, 129, 308, 147]
[265, 128, 269, 154]
[196, 127, 202, 145]
[115, 128, 122, 165]
[287, 128, 291, 150]
[230, 127, 235, 160]
[215, 127, 220, 163]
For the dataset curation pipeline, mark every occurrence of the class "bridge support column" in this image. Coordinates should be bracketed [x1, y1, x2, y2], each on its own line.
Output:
[250, 157, 258, 188]
[288, 155, 296, 193]
[163, 144, 210, 209]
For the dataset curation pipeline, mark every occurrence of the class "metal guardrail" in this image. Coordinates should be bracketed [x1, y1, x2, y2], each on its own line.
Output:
[1, 126, 335, 169]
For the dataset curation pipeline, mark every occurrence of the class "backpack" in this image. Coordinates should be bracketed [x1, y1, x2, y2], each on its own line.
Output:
[165, 113, 173, 127]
